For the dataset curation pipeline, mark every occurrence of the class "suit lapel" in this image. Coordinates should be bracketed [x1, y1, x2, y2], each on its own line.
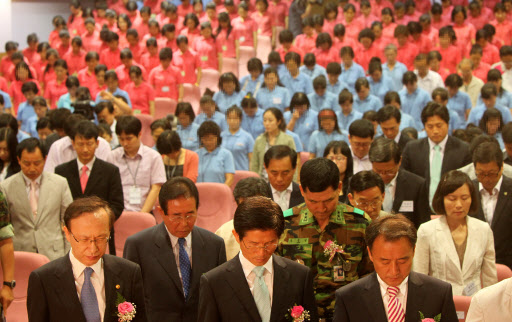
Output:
[441, 137, 454, 175]
[392, 171, 406, 212]
[190, 227, 207, 299]
[67, 160, 83, 197]
[53, 255, 87, 322]
[289, 183, 302, 208]
[472, 179, 487, 222]
[491, 177, 512, 229]
[85, 159, 102, 195]
[103, 255, 123, 321]
[420, 139, 430, 180]
[405, 272, 425, 322]
[153, 223, 185, 298]
[462, 218, 478, 277]
[12, 174, 35, 224]
[225, 256, 261, 322]
[362, 273, 387, 322]
[270, 255, 290, 322]
[34, 173, 50, 226]
[436, 216, 461, 273]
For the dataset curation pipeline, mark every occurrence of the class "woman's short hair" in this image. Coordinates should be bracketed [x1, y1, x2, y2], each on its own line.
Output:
[197, 121, 222, 146]
[156, 130, 182, 154]
[432, 170, 479, 215]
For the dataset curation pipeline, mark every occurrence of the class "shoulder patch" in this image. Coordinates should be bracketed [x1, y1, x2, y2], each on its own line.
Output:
[283, 208, 294, 218]
[353, 207, 365, 216]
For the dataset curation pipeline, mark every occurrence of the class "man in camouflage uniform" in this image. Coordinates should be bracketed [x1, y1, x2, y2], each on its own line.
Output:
[0, 190, 15, 316]
[278, 158, 374, 321]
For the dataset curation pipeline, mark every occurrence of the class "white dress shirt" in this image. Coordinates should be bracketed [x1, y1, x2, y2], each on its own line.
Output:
[479, 176, 503, 225]
[377, 273, 409, 320]
[77, 157, 96, 177]
[351, 151, 372, 174]
[69, 251, 106, 322]
[271, 182, 293, 211]
[415, 70, 445, 95]
[383, 175, 397, 213]
[239, 251, 274, 304]
[166, 226, 193, 283]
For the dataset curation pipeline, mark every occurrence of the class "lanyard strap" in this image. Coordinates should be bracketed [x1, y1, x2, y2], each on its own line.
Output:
[124, 157, 141, 186]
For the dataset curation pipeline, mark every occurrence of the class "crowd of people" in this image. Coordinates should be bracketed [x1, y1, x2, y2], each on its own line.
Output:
[0, 0, 510, 320]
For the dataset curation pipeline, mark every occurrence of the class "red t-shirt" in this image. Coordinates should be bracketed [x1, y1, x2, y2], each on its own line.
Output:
[276, 45, 304, 63]
[268, 1, 288, 28]
[172, 49, 201, 84]
[63, 50, 87, 75]
[312, 47, 340, 68]
[232, 17, 258, 47]
[215, 29, 236, 59]
[77, 67, 97, 90]
[115, 63, 148, 89]
[44, 79, 68, 109]
[99, 48, 122, 70]
[124, 81, 155, 114]
[148, 65, 183, 99]
[81, 30, 102, 53]
[193, 36, 218, 70]
[473, 62, 491, 82]
[294, 34, 317, 56]
[141, 53, 161, 72]
[433, 45, 461, 74]
[22, 48, 40, 66]
[397, 42, 419, 71]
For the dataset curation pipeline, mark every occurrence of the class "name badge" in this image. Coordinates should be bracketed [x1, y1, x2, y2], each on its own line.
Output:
[272, 97, 282, 104]
[239, 36, 246, 43]
[129, 186, 141, 205]
[201, 56, 208, 61]
[222, 45, 227, 51]
[399, 200, 414, 212]
[333, 266, 345, 282]
[161, 86, 170, 92]
[463, 282, 478, 296]
[181, 71, 185, 77]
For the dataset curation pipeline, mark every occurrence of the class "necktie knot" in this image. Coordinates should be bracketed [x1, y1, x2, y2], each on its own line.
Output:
[84, 266, 93, 279]
[434, 144, 441, 152]
[31, 180, 37, 189]
[252, 266, 265, 278]
[387, 286, 399, 297]
[178, 237, 186, 247]
[82, 165, 88, 172]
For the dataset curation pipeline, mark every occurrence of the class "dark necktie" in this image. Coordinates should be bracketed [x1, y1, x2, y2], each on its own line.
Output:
[81, 267, 101, 322]
[178, 237, 191, 300]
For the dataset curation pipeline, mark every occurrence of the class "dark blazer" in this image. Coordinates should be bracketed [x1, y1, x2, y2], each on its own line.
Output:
[269, 182, 305, 209]
[333, 271, 458, 322]
[397, 132, 413, 152]
[198, 254, 319, 322]
[27, 254, 147, 322]
[123, 223, 227, 322]
[392, 170, 430, 229]
[472, 175, 512, 269]
[401, 136, 471, 184]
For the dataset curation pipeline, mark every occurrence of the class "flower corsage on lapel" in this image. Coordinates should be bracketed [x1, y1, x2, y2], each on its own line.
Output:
[323, 240, 344, 262]
[287, 305, 310, 322]
[419, 311, 441, 322]
[115, 291, 137, 322]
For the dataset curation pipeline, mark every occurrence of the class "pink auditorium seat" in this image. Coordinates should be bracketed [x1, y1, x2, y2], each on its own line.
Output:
[496, 263, 512, 282]
[222, 57, 238, 78]
[238, 46, 256, 79]
[199, 69, 220, 95]
[275, 26, 284, 47]
[182, 83, 202, 115]
[196, 182, 235, 233]
[256, 36, 272, 63]
[230, 170, 260, 192]
[0, 251, 50, 322]
[154, 97, 177, 119]
[134, 114, 155, 147]
[114, 211, 156, 257]
[300, 151, 310, 165]
[453, 295, 471, 322]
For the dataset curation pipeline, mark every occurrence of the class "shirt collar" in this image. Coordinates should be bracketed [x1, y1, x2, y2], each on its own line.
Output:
[165, 224, 192, 248]
[376, 272, 409, 298]
[351, 150, 369, 162]
[271, 181, 293, 194]
[69, 250, 103, 278]
[22, 172, 42, 186]
[239, 249, 274, 280]
[77, 157, 96, 172]
[387, 174, 398, 189]
[479, 174, 504, 195]
[122, 144, 143, 159]
[428, 135, 448, 151]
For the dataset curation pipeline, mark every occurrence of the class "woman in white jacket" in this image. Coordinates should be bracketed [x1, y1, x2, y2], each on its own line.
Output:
[413, 170, 498, 296]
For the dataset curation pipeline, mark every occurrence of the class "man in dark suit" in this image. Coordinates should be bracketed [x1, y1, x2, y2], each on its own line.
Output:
[401, 102, 471, 203]
[369, 137, 430, 229]
[123, 177, 226, 322]
[376, 105, 413, 151]
[198, 196, 318, 322]
[334, 215, 458, 322]
[264, 145, 304, 211]
[471, 141, 512, 269]
[55, 120, 124, 255]
[27, 196, 147, 322]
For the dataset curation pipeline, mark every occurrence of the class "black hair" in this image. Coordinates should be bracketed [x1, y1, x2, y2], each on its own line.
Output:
[218, 72, 241, 93]
[478, 108, 503, 136]
[156, 130, 182, 154]
[300, 158, 340, 192]
[445, 73, 463, 88]
[376, 105, 401, 124]
[350, 170, 384, 194]
[326, 62, 342, 75]
[116, 115, 142, 136]
[233, 196, 284, 239]
[369, 136, 401, 164]
[421, 102, 450, 125]
[233, 178, 272, 205]
[159, 177, 199, 213]
[176, 102, 196, 122]
[432, 170, 478, 215]
[16, 137, 47, 159]
[0, 127, 19, 174]
[263, 145, 298, 169]
[289, 92, 310, 111]
[349, 119, 374, 139]
[72, 120, 99, 140]
[21, 81, 39, 95]
[197, 121, 222, 146]
[65, 76, 80, 89]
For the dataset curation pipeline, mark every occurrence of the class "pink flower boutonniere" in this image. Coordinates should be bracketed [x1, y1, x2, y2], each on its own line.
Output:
[323, 240, 344, 262]
[287, 305, 310, 322]
[115, 292, 137, 322]
[419, 311, 441, 322]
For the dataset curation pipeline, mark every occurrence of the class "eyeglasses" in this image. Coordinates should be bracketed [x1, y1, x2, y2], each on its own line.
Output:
[373, 166, 399, 176]
[351, 142, 371, 148]
[168, 214, 197, 223]
[475, 171, 500, 179]
[242, 240, 278, 252]
[354, 198, 382, 209]
[70, 232, 110, 246]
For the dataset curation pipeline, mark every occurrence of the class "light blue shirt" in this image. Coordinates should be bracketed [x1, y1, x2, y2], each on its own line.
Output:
[262, 64, 288, 80]
[399, 112, 418, 131]
[467, 103, 512, 126]
[300, 64, 327, 80]
[495, 132, 504, 149]
[336, 109, 363, 131]
[241, 108, 265, 139]
[239, 74, 264, 95]
[221, 128, 254, 171]
[56, 93, 75, 111]
[17, 130, 30, 143]
[340, 62, 365, 94]
[307, 92, 340, 112]
[449, 109, 465, 132]
[447, 91, 472, 121]
[308, 130, 349, 156]
[194, 111, 228, 132]
[17, 101, 36, 127]
[382, 62, 408, 92]
[95, 87, 132, 108]
[196, 146, 235, 183]
[177, 123, 200, 151]
[280, 72, 314, 96]
[327, 80, 349, 96]
[285, 129, 303, 153]
[256, 86, 291, 112]
[23, 116, 39, 138]
[399, 87, 432, 129]
[353, 94, 382, 114]
[213, 90, 247, 113]
[0, 90, 12, 109]
[476, 90, 512, 109]
[368, 75, 393, 103]
[284, 109, 319, 149]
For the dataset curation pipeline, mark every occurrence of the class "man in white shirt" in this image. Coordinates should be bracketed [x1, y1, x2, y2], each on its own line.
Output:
[466, 277, 512, 322]
[459, 58, 484, 107]
[94, 101, 119, 149]
[349, 119, 374, 174]
[198, 196, 318, 322]
[333, 215, 458, 322]
[414, 54, 445, 95]
[27, 196, 147, 322]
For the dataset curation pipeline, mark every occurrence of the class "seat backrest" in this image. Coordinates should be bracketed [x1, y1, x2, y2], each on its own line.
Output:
[134, 114, 155, 147]
[199, 69, 220, 94]
[0, 251, 50, 322]
[154, 97, 177, 119]
[238, 46, 256, 79]
[222, 58, 238, 78]
[300, 151, 310, 165]
[182, 83, 201, 115]
[256, 36, 272, 63]
[496, 263, 512, 282]
[196, 182, 235, 232]
[453, 295, 472, 322]
[231, 170, 260, 192]
[114, 211, 156, 256]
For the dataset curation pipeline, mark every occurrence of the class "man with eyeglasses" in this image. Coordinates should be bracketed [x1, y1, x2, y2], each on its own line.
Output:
[348, 119, 375, 174]
[27, 196, 147, 322]
[56, 120, 124, 255]
[199, 196, 318, 322]
[123, 177, 226, 322]
[471, 141, 512, 269]
[369, 137, 430, 230]
[347, 171, 387, 220]
[278, 158, 373, 321]
[0, 138, 72, 261]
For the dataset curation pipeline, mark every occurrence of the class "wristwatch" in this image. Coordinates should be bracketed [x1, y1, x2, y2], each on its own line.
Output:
[3, 280, 15, 288]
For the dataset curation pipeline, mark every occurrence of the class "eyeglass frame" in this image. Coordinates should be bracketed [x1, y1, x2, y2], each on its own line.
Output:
[353, 197, 383, 209]
[167, 214, 198, 223]
[241, 239, 279, 252]
[475, 171, 501, 179]
[69, 231, 111, 246]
